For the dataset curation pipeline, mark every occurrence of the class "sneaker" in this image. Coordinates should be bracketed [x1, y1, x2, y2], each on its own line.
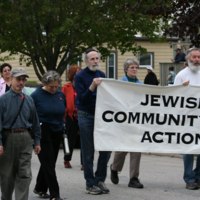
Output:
[186, 182, 199, 190]
[128, 177, 144, 189]
[110, 164, 119, 184]
[64, 161, 72, 168]
[98, 181, 110, 194]
[86, 185, 102, 195]
[33, 189, 50, 198]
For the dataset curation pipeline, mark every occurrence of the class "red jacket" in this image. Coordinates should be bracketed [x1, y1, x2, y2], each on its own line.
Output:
[62, 82, 77, 119]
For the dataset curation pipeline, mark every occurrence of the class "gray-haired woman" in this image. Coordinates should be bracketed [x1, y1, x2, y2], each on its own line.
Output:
[31, 70, 66, 200]
[110, 58, 144, 189]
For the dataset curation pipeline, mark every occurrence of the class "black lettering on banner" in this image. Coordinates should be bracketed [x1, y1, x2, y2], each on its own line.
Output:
[140, 94, 200, 109]
[195, 134, 200, 144]
[128, 112, 140, 123]
[141, 113, 154, 124]
[152, 132, 163, 143]
[141, 131, 152, 143]
[140, 94, 161, 106]
[186, 97, 198, 109]
[182, 133, 193, 144]
[162, 95, 179, 107]
[165, 132, 176, 143]
[141, 131, 200, 145]
[114, 112, 127, 123]
[102, 110, 114, 122]
[102, 110, 200, 127]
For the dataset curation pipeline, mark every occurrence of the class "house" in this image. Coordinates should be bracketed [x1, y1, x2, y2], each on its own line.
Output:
[1, 37, 189, 86]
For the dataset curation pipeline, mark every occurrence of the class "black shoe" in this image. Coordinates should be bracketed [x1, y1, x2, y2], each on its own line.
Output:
[33, 189, 50, 198]
[110, 164, 119, 184]
[128, 177, 144, 189]
[186, 182, 199, 190]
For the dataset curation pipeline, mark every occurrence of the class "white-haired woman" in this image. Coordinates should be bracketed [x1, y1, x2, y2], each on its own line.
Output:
[110, 58, 144, 189]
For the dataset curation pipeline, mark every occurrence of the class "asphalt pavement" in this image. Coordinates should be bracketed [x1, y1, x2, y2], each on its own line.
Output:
[2, 149, 200, 200]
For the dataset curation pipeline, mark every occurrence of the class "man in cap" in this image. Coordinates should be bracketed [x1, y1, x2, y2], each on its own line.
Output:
[0, 68, 41, 200]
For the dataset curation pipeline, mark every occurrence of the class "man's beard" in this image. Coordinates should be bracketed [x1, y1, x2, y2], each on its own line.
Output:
[88, 65, 99, 71]
[188, 60, 200, 73]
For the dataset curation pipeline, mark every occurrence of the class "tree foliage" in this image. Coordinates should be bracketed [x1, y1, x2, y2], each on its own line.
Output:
[164, 0, 200, 47]
[0, 0, 171, 80]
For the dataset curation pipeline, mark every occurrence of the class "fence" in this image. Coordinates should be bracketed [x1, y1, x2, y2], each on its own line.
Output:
[159, 62, 185, 86]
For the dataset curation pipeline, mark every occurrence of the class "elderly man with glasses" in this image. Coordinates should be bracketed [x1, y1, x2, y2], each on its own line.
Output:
[0, 68, 41, 200]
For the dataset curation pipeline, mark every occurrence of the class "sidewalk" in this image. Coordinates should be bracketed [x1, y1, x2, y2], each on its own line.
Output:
[2, 149, 200, 200]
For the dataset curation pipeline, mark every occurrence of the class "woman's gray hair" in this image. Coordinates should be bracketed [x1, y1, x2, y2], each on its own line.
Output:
[41, 70, 61, 85]
[185, 47, 200, 60]
[123, 58, 139, 73]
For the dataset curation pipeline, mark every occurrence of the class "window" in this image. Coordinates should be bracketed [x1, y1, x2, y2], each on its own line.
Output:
[139, 52, 154, 68]
[106, 52, 117, 79]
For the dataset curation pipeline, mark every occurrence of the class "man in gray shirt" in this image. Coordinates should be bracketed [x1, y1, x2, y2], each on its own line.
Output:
[0, 68, 41, 200]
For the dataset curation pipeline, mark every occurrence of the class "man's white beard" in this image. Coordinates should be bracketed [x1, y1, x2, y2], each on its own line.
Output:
[88, 65, 99, 71]
[188, 61, 200, 73]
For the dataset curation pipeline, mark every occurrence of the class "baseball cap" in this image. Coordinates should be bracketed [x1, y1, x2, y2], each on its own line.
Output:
[11, 68, 29, 78]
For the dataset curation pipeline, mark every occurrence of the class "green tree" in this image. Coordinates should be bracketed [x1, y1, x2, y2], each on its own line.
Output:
[0, 0, 171, 80]
[164, 1, 200, 47]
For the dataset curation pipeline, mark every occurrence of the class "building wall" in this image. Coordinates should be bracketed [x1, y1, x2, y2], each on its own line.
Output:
[0, 40, 175, 85]
[114, 41, 174, 82]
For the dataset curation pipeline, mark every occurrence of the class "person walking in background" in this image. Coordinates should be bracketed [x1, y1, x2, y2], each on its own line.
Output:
[0, 68, 41, 200]
[0, 63, 12, 96]
[174, 47, 200, 190]
[110, 58, 144, 189]
[167, 66, 176, 85]
[31, 71, 65, 200]
[75, 48, 111, 195]
[172, 48, 186, 63]
[62, 64, 83, 169]
[144, 66, 159, 85]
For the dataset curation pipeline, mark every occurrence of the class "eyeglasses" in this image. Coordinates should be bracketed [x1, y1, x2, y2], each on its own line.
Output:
[16, 77, 27, 82]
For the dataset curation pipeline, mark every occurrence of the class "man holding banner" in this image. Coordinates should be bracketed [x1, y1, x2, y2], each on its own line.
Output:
[75, 48, 111, 195]
[174, 47, 200, 190]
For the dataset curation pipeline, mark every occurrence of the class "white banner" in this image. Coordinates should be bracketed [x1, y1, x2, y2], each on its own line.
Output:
[94, 79, 200, 154]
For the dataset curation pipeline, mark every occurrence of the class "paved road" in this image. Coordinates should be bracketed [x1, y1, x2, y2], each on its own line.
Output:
[2, 150, 200, 200]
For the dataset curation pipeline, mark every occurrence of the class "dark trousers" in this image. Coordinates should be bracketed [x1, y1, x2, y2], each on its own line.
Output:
[63, 115, 79, 161]
[78, 111, 111, 187]
[34, 124, 62, 199]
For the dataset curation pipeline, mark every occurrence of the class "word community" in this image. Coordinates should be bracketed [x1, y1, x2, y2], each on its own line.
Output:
[102, 110, 200, 127]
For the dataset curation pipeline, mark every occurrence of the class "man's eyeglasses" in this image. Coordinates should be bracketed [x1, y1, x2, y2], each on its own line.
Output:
[16, 77, 27, 82]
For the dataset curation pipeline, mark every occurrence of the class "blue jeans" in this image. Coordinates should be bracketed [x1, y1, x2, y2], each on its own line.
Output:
[183, 154, 200, 183]
[78, 110, 111, 187]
